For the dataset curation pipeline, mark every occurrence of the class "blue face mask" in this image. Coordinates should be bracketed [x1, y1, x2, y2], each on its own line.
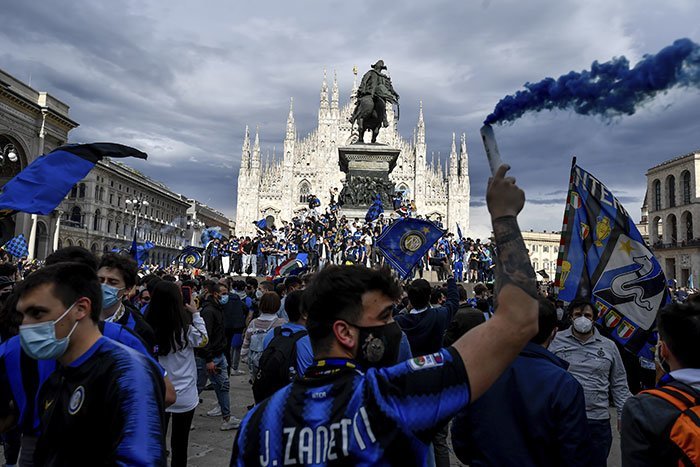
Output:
[219, 294, 229, 305]
[19, 302, 79, 360]
[101, 284, 123, 309]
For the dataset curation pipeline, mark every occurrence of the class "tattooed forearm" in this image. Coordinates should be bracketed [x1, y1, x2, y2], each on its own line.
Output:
[492, 215, 538, 299]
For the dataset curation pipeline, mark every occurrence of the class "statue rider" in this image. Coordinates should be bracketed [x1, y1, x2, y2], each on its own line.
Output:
[350, 60, 399, 128]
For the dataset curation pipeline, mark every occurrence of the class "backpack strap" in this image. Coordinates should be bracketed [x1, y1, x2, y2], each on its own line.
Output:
[642, 384, 699, 412]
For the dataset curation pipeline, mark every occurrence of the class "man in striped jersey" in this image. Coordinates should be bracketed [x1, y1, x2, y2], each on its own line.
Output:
[231, 164, 539, 466]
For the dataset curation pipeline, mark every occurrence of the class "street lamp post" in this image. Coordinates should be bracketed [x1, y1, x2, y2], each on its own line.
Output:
[0, 144, 19, 166]
[187, 219, 205, 246]
[125, 196, 150, 242]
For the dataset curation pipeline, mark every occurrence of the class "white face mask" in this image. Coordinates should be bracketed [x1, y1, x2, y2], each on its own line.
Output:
[573, 316, 593, 334]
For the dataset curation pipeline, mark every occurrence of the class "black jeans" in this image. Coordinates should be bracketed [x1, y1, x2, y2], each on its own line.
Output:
[587, 418, 613, 467]
[164, 409, 196, 467]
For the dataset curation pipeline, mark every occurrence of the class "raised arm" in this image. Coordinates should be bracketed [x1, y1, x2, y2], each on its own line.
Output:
[451, 164, 539, 401]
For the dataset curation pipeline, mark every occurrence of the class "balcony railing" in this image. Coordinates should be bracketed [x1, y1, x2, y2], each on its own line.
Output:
[652, 239, 700, 249]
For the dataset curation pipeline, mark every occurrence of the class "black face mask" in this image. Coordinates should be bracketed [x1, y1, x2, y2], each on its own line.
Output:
[348, 321, 402, 369]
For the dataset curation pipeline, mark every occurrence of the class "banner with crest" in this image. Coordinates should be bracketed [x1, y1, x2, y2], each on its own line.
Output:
[555, 159, 669, 359]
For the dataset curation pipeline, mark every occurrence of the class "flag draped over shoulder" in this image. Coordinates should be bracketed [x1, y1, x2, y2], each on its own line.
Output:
[175, 246, 205, 269]
[0, 143, 147, 216]
[555, 160, 669, 359]
[375, 218, 444, 279]
[2, 234, 28, 258]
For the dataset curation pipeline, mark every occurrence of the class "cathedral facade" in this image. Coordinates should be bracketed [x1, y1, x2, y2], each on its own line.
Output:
[235, 71, 470, 237]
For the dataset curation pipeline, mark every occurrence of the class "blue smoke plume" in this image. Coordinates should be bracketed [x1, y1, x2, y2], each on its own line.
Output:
[485, 38, 700, 125]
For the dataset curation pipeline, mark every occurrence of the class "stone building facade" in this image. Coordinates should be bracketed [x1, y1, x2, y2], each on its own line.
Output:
[646, 151, 700, 287]
[0, 68, 78, 259]
[57, 159, 192, 265]
[235, 70, 470, 237]
[522, 230, 561, 280]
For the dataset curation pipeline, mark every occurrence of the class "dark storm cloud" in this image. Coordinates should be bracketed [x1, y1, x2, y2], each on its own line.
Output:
[2, 0, 699, 237]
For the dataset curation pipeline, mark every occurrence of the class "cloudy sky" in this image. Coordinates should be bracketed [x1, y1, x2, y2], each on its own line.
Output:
[2, 0, 699, 238]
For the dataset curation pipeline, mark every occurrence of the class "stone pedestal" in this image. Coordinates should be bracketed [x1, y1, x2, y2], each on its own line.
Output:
[337, 144, 400, 210]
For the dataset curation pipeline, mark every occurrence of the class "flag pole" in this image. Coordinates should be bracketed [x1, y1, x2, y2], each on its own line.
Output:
[554, 156, 577, 295]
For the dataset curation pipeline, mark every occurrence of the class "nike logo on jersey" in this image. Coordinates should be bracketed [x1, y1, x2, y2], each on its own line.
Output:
[259, 406, 376, 466]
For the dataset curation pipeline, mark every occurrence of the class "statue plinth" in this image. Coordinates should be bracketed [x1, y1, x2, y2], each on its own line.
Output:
[337, 144, 400, 210]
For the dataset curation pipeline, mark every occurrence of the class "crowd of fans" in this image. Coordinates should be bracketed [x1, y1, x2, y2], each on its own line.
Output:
[0, 171, 697, 466]
[205, 205, 496, 283]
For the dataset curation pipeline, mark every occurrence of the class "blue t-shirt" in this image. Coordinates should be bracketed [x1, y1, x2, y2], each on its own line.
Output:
[231, 347, 470, 466]
[262, 323, 313, 376]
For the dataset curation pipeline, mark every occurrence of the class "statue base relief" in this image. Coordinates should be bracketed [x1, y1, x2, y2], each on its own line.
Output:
[337, 144, 400, 210]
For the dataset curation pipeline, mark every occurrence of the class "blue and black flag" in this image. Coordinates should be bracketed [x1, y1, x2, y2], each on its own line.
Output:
[129, 233, 154, 268]
[375, 218, 444, 279]
[0, 143, 147, 217]
[175, 246, 205, 269]
[365, 194, 383, 223]
[555, 159, 669, 359]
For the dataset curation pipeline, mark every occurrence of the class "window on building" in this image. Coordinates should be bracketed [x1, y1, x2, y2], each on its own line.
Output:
[298, 181, 311, 203]
[682, 171, 692, 204]
[109, 194, 114, 205]
[107, 220, 112, 233]
[115, 222, 120, 236]
[78, 183, 86, 198]
[667, 175, 676, 208]
[683, 211, 693, 242]
[543, 246, 549, 253]
[653, 179, 661, 210]
[69, 206, 82, 224]
[117, 196, 121, 207]
[70, 186, 78, 198]
[93, 210, 101, 231]
[94, 185, 99, 198]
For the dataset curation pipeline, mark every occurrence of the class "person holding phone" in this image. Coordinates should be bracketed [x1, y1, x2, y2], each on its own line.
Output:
[145, 281, 208, 467]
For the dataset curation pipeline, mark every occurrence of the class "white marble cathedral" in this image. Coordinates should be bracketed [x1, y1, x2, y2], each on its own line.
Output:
[235, 70, 470, 237]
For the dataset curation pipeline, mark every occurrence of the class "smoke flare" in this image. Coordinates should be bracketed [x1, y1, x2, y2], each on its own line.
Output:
[485, 38, 700, 125]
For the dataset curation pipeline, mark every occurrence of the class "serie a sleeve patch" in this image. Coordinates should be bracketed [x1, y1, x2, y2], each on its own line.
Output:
[407, 352, 445, 371]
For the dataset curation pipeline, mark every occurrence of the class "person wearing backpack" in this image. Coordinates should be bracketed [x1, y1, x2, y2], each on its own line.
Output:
[621, 300, 700, 466]
[253, 290, 313, 403]
[241, 292, 286, 380]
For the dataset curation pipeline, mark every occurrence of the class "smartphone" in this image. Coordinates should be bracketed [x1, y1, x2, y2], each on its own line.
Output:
[480, 124, 504, 176]
[181, 286, 192, 305]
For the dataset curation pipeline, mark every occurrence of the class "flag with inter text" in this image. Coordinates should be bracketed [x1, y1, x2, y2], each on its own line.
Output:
[555, 159, 669, 359]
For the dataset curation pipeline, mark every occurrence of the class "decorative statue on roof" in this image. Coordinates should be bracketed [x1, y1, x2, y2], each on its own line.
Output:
[348, 60, 400, 144]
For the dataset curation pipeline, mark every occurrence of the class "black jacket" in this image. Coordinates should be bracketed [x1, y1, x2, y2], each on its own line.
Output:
[196, 297, 228, 362]
[222, 293, 247, 331]
[395, 278, 459, 356]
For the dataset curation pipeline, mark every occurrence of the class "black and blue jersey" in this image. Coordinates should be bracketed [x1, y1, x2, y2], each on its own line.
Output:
[35, 336, 166, 466]
[0, 321, 164, 437]
[231, 347, 470, 466]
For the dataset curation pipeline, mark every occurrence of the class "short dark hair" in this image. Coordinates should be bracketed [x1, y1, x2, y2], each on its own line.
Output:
[245, 277, 258, 288]
[45, 246, 98, 271]
[0, 262, 16, 277]
[474, 283, 488, 296]
[430, 288, 446, 305]
[303, 265, 401, 353]
[284, 276, 303, 291]
[259, 281, 275, 292]
[531, 298, 558, 345]
[567, 298, 595, 315]
[98, 253, 138, 288]
[407, 279, 431, 310]
[457, 285, 468, 302]
[285, 290, 304, 322]
[259, 291, 281, 314]
[17, 263, 102, 321]
[203, 280, 219, 296]
[657, 301, 700, 368]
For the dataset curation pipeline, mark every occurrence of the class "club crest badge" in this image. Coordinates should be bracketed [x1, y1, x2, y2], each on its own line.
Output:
[400, 230, 425, 253]
[68, 386, 85, 415]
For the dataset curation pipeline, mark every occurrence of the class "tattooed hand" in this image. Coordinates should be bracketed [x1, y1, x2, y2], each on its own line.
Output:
[487, 165, 537, 299]
[487, 165, 525, 219]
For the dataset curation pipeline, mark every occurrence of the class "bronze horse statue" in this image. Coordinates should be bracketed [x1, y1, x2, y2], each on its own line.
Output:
[348, 95, 399, 144]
